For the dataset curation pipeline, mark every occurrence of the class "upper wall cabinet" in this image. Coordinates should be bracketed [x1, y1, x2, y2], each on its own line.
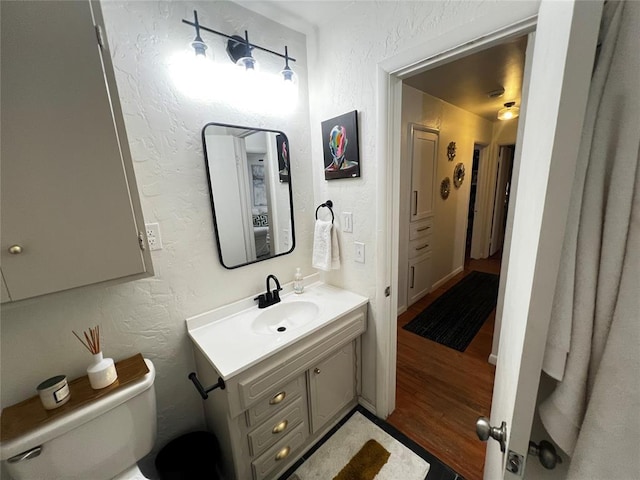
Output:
[410, 125, 438, 222]
[0, 1, 153, 302]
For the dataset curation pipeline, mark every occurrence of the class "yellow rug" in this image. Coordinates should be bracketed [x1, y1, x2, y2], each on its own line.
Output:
[289, 412, 429, 480]
[333, 439, 390, 480]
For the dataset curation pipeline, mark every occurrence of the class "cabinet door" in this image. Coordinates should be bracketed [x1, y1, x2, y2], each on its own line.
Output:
[309, 342, 355, 433]
[410, 126, 438, 221]
[0, 1, 150, 301]
[408, 253, 432, 306]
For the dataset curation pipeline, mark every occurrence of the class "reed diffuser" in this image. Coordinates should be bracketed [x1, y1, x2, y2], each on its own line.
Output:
[73, 325, 118, 390]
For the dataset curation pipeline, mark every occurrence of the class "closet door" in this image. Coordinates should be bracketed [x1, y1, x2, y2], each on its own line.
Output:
[0, 1, 151, 301]
[409, 125, 438, 222]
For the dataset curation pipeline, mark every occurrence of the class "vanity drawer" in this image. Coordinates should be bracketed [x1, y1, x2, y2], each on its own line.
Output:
[251, 422, 307, 480]
[409, 218, 434, 240]
[247, 396, 306, 457]
[245, 374, 305, 428]
[408, 236, 433, 259]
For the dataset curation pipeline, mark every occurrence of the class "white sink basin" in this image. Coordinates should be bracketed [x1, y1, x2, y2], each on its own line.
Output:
[251, 301, 319, 335]
[186, 282, 369, 379]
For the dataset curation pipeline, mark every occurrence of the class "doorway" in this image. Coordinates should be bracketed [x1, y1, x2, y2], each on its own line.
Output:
[386, 35, 526, 480]
[489, 145, 516, 257]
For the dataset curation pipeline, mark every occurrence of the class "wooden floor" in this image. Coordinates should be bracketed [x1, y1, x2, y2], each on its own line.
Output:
[387, 255, 501, 480]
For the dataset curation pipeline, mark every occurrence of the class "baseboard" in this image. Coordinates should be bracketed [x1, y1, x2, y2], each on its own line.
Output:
[431, 266, 464, 291]
[488, 353, 498, 365]
[358, 397, 377, 417]
[396, 304, 407, 316]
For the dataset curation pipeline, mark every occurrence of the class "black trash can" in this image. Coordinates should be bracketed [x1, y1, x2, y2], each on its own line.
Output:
[155, 431, 221, 480]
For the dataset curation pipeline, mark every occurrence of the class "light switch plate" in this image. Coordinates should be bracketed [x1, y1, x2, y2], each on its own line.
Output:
[342, 212, 353, 233]
[354, 242, 365, 263]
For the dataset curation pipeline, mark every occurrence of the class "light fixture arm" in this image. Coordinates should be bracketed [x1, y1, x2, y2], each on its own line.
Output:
[181, 10, 296, 63]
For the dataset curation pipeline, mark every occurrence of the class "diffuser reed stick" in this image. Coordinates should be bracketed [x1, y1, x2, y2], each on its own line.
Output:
[73, 325, 101, 354]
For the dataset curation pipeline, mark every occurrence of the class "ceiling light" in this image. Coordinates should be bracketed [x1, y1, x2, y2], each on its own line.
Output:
[497, 101, 520, 121]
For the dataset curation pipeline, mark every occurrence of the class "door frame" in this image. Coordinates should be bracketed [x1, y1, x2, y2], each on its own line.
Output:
[374, 13, 537, 418]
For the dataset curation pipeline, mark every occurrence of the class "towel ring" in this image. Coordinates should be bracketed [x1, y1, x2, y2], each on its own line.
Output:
[315, 200, 334, 224]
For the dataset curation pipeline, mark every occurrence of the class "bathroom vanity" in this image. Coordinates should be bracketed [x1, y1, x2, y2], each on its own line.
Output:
[186, 283, 368, 480]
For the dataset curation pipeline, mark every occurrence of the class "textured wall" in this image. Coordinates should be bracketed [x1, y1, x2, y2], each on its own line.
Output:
[305, 0, 539, 406]
[0, 0, 312, 472]
[398, 85, 494, 312]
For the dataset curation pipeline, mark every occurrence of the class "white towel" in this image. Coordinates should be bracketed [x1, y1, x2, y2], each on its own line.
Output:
[539, 2, 640, 478]
[312, 220, 340, 271]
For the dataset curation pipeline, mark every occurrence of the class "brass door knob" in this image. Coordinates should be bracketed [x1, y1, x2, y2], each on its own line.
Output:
[8, 245, 23, 255]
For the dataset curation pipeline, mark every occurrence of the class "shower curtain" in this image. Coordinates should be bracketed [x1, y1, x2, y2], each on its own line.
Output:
[539, 1, 640, 478]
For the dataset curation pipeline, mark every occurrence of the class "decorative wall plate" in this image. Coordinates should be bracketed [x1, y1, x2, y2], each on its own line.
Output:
[447, 141, 456, 161]
[453, 162, 465, 188]
[440, 177, 451, 199]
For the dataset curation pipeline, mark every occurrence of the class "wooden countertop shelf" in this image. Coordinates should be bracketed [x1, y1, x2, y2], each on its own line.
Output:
[1, 353, 149, 443]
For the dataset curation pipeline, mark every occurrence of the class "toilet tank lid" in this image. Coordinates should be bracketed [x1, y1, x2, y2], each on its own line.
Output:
[0, 359, 155, 461]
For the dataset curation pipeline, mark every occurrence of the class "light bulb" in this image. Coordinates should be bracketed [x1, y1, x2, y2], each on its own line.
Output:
[191, 37, 208, 59]
[237, 56, 258, 72]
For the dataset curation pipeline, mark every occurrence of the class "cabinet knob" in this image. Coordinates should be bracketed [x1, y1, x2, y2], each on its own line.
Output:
[314, 368, 321, 375]
[275, 446, 291, 461]
[270, 391, 286, 405]
[8, 245, 23, 255]
[272, 419, 288, 434]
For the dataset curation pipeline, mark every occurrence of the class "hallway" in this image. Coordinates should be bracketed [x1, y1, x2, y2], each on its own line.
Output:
[387, 256, 500, 480]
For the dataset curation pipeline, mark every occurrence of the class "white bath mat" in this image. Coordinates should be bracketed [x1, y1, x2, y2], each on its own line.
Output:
[288, 412, 430, 480]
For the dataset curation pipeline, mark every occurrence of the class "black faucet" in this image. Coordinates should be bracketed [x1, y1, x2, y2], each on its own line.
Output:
[254, 274, 283, 309]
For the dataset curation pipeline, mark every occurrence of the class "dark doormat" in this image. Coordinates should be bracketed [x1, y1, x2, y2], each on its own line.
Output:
[403, 270, 499, 351]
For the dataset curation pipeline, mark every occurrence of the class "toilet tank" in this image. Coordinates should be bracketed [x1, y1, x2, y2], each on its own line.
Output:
[1, 359, 156, 480]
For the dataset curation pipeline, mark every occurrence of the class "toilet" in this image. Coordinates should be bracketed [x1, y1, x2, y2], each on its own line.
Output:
[1, 359, 156, 480]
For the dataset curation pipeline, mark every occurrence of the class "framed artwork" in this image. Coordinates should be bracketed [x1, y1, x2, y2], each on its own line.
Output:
[276, 134, 289, 183]
[321, 110, 360, 180]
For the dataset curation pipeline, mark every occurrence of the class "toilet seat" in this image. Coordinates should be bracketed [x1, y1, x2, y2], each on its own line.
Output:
[112, 465, 148, 480]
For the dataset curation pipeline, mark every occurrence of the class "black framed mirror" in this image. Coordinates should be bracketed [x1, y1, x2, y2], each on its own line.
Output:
[202, 122, 295, 269]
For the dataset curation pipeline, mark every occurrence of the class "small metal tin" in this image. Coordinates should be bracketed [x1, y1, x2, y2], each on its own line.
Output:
[36, 375, 70, 410]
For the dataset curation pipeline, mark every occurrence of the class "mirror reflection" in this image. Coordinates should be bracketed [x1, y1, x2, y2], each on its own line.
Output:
[202, 123, 295, 269]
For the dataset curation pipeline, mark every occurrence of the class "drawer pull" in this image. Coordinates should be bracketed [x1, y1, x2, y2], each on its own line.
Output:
[275, 446, 291, 461]
[417, 226, 430, 232]
[314, 368, 321, 375]
[272, 419, 288, 434]
[415, 243, 429, 251]
[270, 391, 286, 405]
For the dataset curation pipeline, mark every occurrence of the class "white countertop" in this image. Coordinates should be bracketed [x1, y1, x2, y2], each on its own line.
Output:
[186, 282, 368, 380]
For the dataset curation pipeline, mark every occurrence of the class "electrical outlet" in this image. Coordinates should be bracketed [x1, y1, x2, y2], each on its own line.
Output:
[354, 242, 365, 263]
[145, 223, 162, 251]
[342, 212, 353, 233]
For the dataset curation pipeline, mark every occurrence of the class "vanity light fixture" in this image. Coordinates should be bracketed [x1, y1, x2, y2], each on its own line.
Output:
[190, 10, 208, 59]
[181, 10, 296, 79]
[280, 46, 298, 85]
[497, 101, 520, 121]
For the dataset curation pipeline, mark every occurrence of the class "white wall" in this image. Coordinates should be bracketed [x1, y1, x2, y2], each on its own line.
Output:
[0, 0, 313, 473]
[397, 85, 493, 312]
[305, 0, 539, 409]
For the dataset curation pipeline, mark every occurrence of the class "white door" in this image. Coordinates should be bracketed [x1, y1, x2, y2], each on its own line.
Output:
[409, 126, 438, 221]
[484, 1, 602, 478]
[489, 145, 514, 256]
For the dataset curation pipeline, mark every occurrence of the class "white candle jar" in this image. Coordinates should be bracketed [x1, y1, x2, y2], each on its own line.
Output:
[37, 375, 70, 410]
[87, 352, 118, 389]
